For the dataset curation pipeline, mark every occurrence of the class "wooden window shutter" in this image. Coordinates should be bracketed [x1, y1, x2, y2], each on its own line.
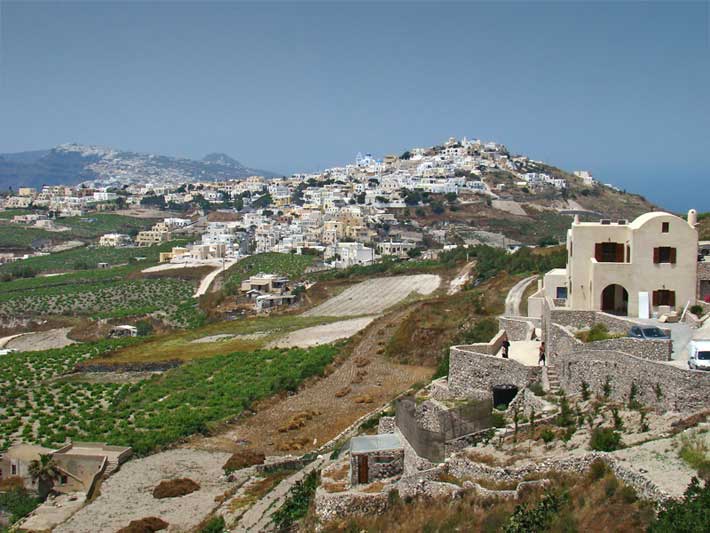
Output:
[595, 243, 603, 261]
[653, 247, 660, 264]
[626, 244, 630, 263]
[615, 243, 624, 262]
[670, 248, 677, 264]
[652, 291, 659, 306]
[670, 291, 676, 306]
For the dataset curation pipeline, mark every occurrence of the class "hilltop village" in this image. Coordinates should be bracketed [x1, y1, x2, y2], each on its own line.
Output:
[0, 138, 708, 532]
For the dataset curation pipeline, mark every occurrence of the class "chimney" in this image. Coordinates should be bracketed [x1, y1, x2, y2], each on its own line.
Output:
[688, 209, 697, 227]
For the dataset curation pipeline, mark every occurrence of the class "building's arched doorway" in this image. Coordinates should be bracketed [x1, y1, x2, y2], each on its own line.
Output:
[601, 284, 628, 316]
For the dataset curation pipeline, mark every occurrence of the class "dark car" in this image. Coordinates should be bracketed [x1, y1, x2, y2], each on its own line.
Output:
[628, 326, 671, 340]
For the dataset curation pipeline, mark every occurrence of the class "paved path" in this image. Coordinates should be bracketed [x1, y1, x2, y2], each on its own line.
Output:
[504, 275, 538, 316]
[235, 457, 328, 533]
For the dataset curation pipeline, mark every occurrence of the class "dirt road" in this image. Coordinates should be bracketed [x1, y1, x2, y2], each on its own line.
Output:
[4, 328, 75, 352]
[267, 316, 377, 348]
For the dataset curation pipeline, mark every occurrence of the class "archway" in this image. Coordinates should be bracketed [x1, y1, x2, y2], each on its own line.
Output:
[601, 284, 628, 316]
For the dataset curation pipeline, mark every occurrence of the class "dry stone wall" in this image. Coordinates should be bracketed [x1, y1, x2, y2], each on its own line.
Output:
[557, 348, 710, 412]
[448, 345, 540, 397]
[498, 317, 536, 341]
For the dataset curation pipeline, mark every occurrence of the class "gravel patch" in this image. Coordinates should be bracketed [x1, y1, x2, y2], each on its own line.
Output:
[191, 332, 267, 344]
[54, 449, 233, 533]
[303, 275, 441, 317]
[5, 328, 76, 352]
[267, 316, 377, 348]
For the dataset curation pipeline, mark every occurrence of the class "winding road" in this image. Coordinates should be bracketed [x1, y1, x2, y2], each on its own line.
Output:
[504, 275, 538, 316]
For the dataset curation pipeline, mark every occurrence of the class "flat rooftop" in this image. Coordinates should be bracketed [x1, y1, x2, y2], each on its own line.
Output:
[350, 433, 402, 454]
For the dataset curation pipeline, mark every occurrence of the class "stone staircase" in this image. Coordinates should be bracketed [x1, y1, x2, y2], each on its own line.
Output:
[545, 366, 560, 394]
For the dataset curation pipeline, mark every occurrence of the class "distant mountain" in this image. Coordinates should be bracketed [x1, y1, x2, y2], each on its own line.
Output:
[0, 144, 277, 190]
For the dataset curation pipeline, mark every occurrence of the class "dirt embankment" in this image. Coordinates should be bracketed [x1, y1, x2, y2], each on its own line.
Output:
[184, 306, 433, 456]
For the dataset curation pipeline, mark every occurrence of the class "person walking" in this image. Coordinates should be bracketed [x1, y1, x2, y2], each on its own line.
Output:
[501, 338, 511, 359]
[538, 341, 546, 366]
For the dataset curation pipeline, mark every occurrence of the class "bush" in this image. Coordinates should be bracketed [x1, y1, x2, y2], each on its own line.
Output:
[117, 517, 169, 533]
[272, 470, 318, 530]
[152, 478, 200, 499]
[200, 516, 225, 533]
[223, 450, 265, 474]
[457, 318, 499, 344]
[648, 477, 709, 532]
[590, 428, 622, 452]
[0, 486, 41, 524]
[540, 428, 556, 443]
[588, 459, 609, 481]
[529, 382, 544, 397]
[689, 304, 704, 317]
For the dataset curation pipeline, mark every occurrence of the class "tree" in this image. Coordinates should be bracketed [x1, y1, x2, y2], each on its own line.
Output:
[649, 477, 709, 532]
[28, 454, 62, 500]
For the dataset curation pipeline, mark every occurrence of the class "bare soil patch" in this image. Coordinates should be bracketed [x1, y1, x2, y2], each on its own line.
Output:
[152, 478, 201, 499]
[116, 516, 169, 533]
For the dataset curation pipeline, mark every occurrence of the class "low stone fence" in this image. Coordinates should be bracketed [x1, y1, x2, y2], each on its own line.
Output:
[447, 452, 672, 503]
[557, 348, 710, 412]
[448, 345, 540, 397]
[74, 360, 182, 373]
[315, 488, 390, 522]
[498, 317, 536, 341]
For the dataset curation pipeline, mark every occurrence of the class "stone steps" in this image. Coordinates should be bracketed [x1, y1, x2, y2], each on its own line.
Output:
[545, 367, 560, 394]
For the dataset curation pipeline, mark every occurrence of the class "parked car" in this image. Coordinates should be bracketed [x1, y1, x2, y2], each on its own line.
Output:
[688, 340, 710, 371]
[628, 326, 671, 340]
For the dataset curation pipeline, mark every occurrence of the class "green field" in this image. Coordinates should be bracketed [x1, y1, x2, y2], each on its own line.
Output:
[0, 240, 186, 278]
[0, 212, 158, 249]
[0, 341, 339, 455]
[224, 252, 317, 292]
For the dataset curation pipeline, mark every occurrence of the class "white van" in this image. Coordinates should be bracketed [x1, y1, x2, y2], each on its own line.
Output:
[687, 340, 710, 371]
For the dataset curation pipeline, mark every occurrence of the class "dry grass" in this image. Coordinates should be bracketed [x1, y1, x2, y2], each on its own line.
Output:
[228, 470, 293, 511]
[278, 410, 321, 432]
[277, 436, 311, 452]
[353, 394, 374, 404]
[319, 468, 655, 533]
[116, 516, 169, 533]
[335, 386, 351, 398]
[223, 450, 265, 473]
[322, 480, 348, 493]
[324, 462, 350, 482]
[152, 478, 200, 499]
[360, 481, 387, 493]
[463, 450, 503, 466]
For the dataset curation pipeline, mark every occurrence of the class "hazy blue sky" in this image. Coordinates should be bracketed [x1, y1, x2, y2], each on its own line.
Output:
[1, 1, 708, 211]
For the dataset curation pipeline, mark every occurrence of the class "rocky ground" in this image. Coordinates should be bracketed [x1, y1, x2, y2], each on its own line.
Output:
[54, 449, 233, 533]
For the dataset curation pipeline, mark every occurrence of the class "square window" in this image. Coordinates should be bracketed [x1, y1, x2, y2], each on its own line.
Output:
[662, 222, 669, 233]
[556, 287, 568, 299]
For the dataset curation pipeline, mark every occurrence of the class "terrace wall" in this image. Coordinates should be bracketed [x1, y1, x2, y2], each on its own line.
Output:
[557, 348, 710, 412]
[498, 317, 536, 341]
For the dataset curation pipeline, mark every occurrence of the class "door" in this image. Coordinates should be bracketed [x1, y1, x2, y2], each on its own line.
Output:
[358, 455, 368, 484]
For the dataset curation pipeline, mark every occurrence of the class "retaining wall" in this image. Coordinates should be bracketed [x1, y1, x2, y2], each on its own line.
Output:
[498, 317, 536, 341]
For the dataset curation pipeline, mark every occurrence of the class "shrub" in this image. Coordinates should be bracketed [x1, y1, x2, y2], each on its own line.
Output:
[612, 408, 624, 431]
[491, 411, 506, 428]
[200, 515, 225, 533]
[648, 477, 709, 532]
[590, 428, 622, 452]
[689, 304, 704, 317]
[117, 517, 169, 533]
[602, 376, 612, 400]
[504, 491, 565, 533]
[588, 459, 609, 481]
[529, 382, 544, 397]
[628, 381, 641, 410]
[581, 380, 590, 401]
[604, 476, 619, 497]
[555, 395, 575, 428]
[272, 470, 318, 530]
[457, 317, 499, 344]
[223, 450, 265, 474]
[152, 478, 201, 499]
[540, 428, 556, 444]
[678, 431, 710, 481]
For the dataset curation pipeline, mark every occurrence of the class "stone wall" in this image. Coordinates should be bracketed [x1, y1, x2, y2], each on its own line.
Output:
[350, 449, 404, 486]
[315, 489, 390, 522]
[447, 452, 672, 503]
[448, 345, 540, 397]
[498, 317, 535, 341]
[557, 348, 710, 412]
[583, 337, 671, 361]
[377, 416, 396, 435]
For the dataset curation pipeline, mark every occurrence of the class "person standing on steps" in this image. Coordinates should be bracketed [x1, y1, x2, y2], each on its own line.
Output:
[501, 337, 511, 359]
[538, 342, 546, 366]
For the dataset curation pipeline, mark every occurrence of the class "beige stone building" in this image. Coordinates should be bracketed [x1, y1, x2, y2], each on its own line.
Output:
[535, 210, 699, 318]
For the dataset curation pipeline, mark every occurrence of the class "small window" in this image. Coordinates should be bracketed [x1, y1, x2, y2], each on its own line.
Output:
[11, 464, 17, 475]
[662, 222, 669, 233]
[653, 290, 676, 307]
[654, 246, 676, 264]
[60, 475, 68, 485]
[556, 287, 568, 299]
